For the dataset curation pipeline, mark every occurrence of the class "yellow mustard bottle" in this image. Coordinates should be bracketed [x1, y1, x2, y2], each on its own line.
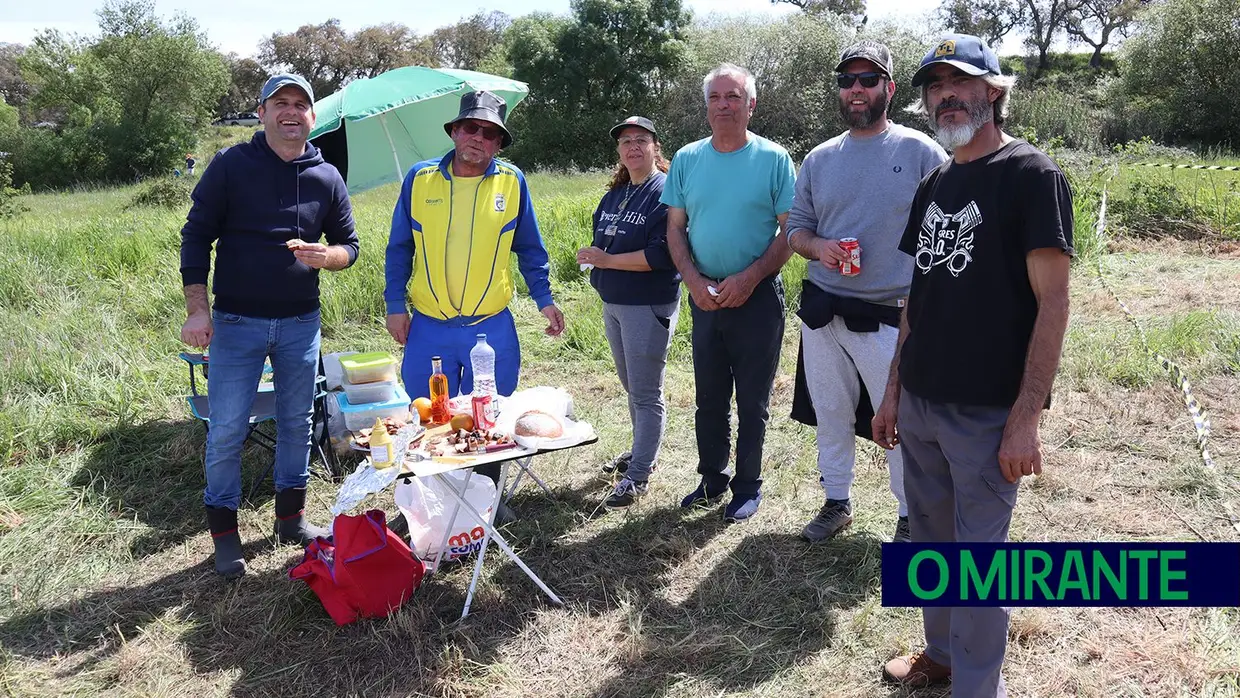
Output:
[369, 418, 394, 470]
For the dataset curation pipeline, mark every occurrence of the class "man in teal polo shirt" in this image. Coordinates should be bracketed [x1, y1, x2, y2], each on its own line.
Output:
[662, 62, 797, 522]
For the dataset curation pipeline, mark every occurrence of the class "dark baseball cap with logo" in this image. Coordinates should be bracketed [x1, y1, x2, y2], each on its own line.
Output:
[835, 40, 894, 78]
[911, 33, 1002, 87]
[609, 115, 658, 140]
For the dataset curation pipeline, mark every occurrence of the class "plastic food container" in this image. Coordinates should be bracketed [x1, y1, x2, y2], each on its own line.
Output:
[336, 385, 412, 432]
[341, 376, 399, 405]
[339, 352, 397, 385]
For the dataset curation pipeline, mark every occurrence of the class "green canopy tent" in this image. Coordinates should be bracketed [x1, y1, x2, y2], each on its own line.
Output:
[309, 67, 529, 194]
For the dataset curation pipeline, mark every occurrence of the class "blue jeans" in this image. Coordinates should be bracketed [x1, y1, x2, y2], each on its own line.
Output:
[400, 309, 520, 399]
[203, 309, 321, 510]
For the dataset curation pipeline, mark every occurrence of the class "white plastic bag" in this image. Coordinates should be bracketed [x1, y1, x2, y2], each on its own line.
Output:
[395, 471, 497, 563]
[325, 388, 348, 440]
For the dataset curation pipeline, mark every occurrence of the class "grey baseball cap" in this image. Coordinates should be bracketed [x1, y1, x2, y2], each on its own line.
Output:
[260, 74, 314, 106]
[835, 40, 895, 78]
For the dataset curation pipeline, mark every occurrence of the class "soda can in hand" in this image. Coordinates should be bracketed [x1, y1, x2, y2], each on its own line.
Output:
[839, 238, 861, 276]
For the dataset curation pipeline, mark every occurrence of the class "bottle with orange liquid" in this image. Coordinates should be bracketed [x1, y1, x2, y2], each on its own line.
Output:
[428, 356, 451, 426]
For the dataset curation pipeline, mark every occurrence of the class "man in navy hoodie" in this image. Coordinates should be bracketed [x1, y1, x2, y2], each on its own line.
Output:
[180, 74, 360, 579]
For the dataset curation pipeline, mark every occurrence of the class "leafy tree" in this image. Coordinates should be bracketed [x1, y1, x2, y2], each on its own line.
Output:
[1020, 0, 1076, 76]
[218, 54, 267, 115]
[0, 44, 31, 113]
[352, 23, 436, 77]
[1110, 0, 1240, 145]
[771, 0, 868, 26]
[259, 19, 353, 97]
[14, 0, 227, 185]
[506, 0, 691, 168]
[657, 14, 933, 160]
[1065, 0, 1150, 69]
[90, 0, 228, 178]
[431, 11, 511, 69]
[934, 0, 1025, 48]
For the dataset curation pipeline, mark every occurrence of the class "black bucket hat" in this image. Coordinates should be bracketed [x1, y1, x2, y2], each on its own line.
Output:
[609, 115, 658, 140]
[444, 90, 513, 148]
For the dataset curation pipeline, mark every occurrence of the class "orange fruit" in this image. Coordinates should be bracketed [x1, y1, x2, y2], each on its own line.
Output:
[450, 413, 475, 432]
[412, 397, 432, 424]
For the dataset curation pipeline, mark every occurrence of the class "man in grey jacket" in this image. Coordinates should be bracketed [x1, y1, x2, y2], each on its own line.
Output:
[786, 40, 947, 543]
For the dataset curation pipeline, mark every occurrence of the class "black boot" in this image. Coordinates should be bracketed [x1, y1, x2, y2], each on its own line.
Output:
[206, 506, 246, 579]
[274, 487, 329, 545]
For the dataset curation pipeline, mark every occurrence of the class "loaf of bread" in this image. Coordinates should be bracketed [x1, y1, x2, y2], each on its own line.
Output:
[514, 410, 563, 438]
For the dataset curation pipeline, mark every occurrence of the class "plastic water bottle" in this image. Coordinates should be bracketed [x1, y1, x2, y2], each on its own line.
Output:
[470, 334, 498, 429]
[470, 334, 497, 396]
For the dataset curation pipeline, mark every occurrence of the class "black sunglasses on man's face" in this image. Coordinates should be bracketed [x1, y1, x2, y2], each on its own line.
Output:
[836, 72, 885, 89]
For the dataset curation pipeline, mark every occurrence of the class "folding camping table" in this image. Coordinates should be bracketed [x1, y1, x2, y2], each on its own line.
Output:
[394, 435, 598, 619]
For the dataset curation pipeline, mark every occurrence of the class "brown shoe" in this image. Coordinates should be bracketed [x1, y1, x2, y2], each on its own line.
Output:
[882, 649, 951, 686]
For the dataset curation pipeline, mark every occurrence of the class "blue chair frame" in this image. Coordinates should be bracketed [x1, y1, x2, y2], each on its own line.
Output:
[180, 352, 342, 502]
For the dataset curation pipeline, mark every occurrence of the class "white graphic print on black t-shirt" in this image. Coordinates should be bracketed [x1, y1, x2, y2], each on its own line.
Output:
[897, 140, 1074, 407]
[915, 201, 982, 277]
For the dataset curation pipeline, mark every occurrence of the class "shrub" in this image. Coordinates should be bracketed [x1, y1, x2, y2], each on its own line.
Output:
[127, 176, 193, 209]
[1007, 88, 1105, 151]
[1111, 174, 1216, 240]
[0, 159, 28, 219]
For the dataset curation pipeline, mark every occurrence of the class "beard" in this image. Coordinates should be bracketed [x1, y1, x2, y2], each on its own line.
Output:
[839, 91, 890, 129]
[930, 93, 993, 150]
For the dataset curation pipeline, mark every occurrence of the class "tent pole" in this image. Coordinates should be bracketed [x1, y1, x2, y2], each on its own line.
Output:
[378, 113, 403, 181]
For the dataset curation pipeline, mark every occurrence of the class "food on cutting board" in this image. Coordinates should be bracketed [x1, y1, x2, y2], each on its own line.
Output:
[352, 416, 407, 448]
[449, 413, 475, 431]
[514, 410, 563, 438]
[425, 428, 515, 456]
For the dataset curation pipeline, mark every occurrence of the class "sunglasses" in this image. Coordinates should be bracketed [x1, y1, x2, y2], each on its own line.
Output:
[836, 72, 885, 89]
[458, 121, 502, 141]
[618, 135, 654, 147]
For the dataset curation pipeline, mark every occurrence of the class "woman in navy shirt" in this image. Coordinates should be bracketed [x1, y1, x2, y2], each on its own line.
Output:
[577, 116, 681, 510]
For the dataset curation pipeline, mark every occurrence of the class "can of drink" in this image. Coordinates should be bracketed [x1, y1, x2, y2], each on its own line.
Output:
[839, 238, 861, 276]
[471, 393, 495, 430]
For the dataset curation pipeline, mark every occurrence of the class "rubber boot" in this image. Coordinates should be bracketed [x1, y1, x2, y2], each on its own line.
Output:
[206, 506, 246, 579]
[274, 487, 329, 545]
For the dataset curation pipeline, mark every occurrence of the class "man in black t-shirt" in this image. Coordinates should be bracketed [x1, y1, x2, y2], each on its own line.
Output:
[871, 34, 1074, 697]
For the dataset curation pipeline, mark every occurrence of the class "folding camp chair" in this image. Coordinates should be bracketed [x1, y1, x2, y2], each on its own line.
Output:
[180, 352, 341, 502]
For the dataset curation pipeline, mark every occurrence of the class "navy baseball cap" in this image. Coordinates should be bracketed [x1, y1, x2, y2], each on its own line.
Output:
[911, 34, 1002, 87]
[260, 74, 314, 106]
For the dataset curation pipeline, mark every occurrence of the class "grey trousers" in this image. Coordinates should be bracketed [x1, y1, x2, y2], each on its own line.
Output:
[898, 389, 1019, 698]
[602, 300, 679, 482]
[802, 317, 907, 515]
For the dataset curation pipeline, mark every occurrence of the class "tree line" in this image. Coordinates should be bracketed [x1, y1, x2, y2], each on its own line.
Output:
[0, 0, 1236, 190]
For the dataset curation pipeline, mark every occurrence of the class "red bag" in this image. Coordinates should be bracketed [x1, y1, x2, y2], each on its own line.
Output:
[289, 509, 425, 626]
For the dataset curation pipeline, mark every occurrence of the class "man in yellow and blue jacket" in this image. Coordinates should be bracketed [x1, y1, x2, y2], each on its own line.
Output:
[384, 91, 565, 400]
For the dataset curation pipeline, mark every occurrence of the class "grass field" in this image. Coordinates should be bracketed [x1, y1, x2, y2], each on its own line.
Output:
[1, 160, 1239, 698]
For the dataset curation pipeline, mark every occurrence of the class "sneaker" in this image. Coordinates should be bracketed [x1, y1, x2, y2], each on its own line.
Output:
[680, 478, 728, 508]
[892, 515, 911, 543]
[605, 477, 648, 509]
[800, 498, 853, 542]
[724, 492, 762, 523]
[601, 451, 632, 475]
[882, 649, 951, 686]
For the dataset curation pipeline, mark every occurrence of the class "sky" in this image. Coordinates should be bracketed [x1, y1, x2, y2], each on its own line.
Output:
[1, 0, 944, 57]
